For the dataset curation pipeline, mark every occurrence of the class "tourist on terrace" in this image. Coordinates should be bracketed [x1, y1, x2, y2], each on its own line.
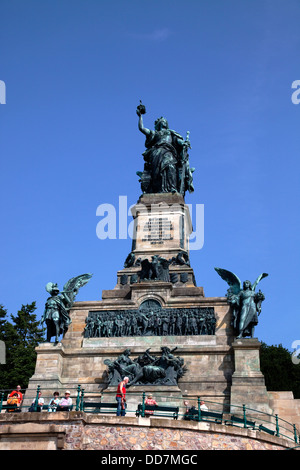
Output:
[57, 390, 72, 411]
[116, 377, 129, 416]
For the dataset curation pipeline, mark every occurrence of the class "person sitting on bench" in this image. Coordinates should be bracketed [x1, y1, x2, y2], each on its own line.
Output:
[57, 390, 72, 411]
[144, 393, 158, 416]
[29, 391, 44, 412]
[8, 385, 23, 408]
[6, 393, 21, 412]
[200, 400, 208, 411]
[48, 391, 60, 412]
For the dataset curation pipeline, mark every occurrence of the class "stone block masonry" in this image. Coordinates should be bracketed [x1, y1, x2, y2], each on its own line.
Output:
[0, 413, 291, 450]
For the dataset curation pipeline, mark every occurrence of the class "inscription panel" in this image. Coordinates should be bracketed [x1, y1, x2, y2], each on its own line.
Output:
[142, 217, 174, 245]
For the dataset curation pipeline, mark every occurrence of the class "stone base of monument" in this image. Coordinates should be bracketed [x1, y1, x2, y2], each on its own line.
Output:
[27, 330, 236, 413]
[230, 338, 273, 416]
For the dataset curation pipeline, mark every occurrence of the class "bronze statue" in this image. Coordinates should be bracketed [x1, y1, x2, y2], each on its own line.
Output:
[136, 101, 194, 196]
[85, 306, 216, 338]
[215, 268, 268, 338]
[104, 347, 187, 386]
[139, 255, 170, 282]
[42, 273, 92, 342]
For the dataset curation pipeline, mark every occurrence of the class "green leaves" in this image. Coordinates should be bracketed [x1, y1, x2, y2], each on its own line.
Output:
[260, 342, 300, 399]
[0, 302, 45, 390]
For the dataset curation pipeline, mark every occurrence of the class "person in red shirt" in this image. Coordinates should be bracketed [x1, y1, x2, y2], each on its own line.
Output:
[116, 377, 129, 416]
[8, 385, 23, 406]
[144, 393, 158, 416]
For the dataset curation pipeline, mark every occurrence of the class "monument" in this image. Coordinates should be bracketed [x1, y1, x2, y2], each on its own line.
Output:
[27, 103, 272, 415]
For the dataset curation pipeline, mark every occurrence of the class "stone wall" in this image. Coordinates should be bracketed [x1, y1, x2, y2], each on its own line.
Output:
[0, 412, 293, 451]
[269, 391, 300, 430]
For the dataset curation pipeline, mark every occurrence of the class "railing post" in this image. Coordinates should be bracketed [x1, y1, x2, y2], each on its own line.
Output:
[141, 391, 146, 417]
[0, 392, 4, 413]
[34, 385, 40, 412]
[275, 414, 280, 437]
[293, 424, 298, 444]
[80, 388, 85, 411]
[76, 385, 81, 411]
[242, 404, 247, 428]
[197, 397, 202, 422]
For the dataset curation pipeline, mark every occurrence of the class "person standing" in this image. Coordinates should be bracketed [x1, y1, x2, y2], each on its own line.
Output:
[116, 377, 129, 416]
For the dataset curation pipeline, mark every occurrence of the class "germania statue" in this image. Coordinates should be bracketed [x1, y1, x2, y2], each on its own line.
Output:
[136, 101, 195, 196]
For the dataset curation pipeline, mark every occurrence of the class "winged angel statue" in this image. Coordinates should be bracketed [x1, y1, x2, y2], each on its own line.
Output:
[214, 268, 268, 339]
[42, 273, 92, 342]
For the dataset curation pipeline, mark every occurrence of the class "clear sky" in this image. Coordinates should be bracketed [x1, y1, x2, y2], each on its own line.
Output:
[0, 0, 299, 350]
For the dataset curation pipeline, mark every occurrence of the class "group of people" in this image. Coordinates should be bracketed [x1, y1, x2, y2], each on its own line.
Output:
[115, 377, 158, 417]
[6, 386, 73, 412]
[29, 390, 73, 412]
[85, 308, 216, 339]
[7, 382, 208, 418]
[115, 377, 208, 419]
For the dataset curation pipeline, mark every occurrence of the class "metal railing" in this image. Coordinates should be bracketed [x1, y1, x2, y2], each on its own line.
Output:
[0, 385, 81, 413]
[0, 385, 299, 446]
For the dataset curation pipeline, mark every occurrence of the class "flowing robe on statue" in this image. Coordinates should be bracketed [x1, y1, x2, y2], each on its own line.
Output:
[43, 295, 72, 338]
[143, 129, 183, 193]
[237, 289, 259, 336]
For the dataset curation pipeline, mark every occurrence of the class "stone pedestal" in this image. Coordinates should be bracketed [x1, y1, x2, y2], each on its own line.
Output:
[23, 342, 65, 407]
[116, 193, 197, 289]
[230, 338, 272, 415]
[131, 193, 192, 260]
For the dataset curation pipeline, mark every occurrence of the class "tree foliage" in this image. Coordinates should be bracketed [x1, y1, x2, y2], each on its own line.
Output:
[260, 342, 300, 399]
[0, 302, 45, 390]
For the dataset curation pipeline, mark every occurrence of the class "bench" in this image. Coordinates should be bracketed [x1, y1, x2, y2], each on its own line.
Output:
[258, 424, 275, 436]
[28, 404, 74, 412]
[136, 404, 179, 419]
[1, 404, 20, 413]
[225, 415, 256, 429]
[83, 402, 118, 413]
[184, 407, 223, 424]
[55, 405, 73, 412]
[200, 410, 223, 424]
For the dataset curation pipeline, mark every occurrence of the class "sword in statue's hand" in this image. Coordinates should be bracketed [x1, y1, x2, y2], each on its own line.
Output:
[179, 131, 191, 195]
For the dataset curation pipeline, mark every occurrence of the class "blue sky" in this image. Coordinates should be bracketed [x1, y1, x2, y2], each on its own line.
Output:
[0, 0, 299, 350]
